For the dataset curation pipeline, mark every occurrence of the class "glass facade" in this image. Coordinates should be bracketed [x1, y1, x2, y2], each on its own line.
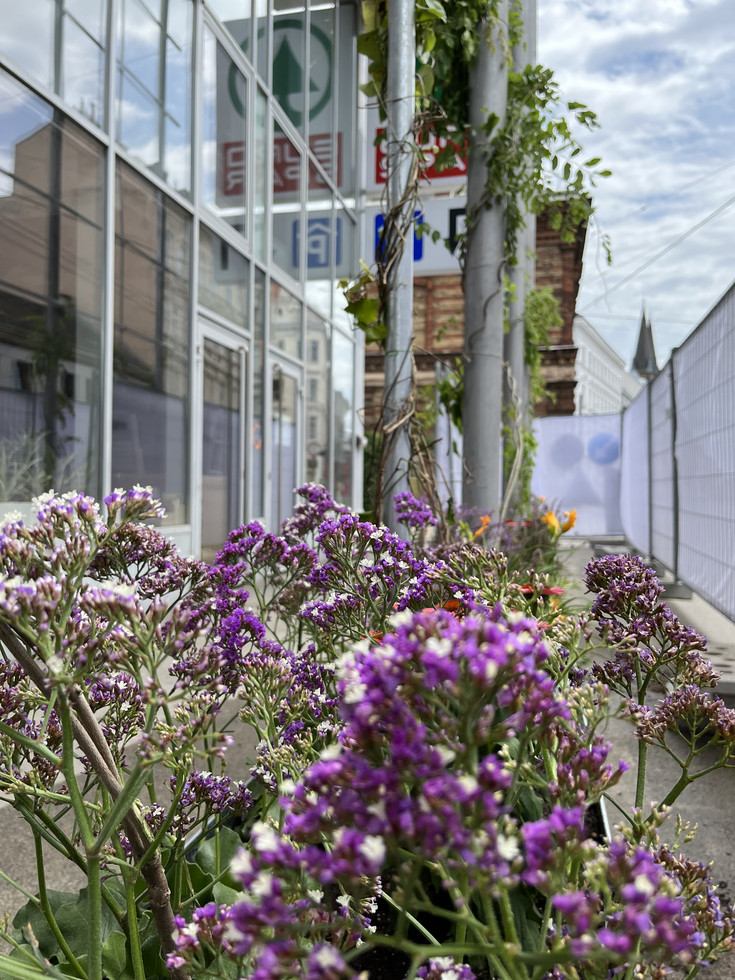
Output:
[0, 70, 104, 501]
[0, 0, 361, 554]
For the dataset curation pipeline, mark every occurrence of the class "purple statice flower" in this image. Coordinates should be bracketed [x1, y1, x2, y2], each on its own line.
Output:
[283, 608, 572, 893]
[280, 483, 351, 544]
[417, 958, 476, 980]
[587, 839, 703, 962]
[550, 731, 628, 804]
[635, 685, 735, 745]
[521, 806, 587, 890]
[171, 770, 253, 821]
[392, 490, 437, 530]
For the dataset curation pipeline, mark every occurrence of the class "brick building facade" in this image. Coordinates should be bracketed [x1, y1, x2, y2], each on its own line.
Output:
[363, 211, 587, 427]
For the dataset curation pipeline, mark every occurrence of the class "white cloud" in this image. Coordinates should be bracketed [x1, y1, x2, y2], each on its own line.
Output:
[539, 0, 735, 366]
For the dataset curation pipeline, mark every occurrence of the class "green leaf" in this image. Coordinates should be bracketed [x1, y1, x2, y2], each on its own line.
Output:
[416, 0, 448, 20]
[213, 881, 243, 906]
[195, 826, 244, 886]
[344, 297, 380, 325]
[362, 321, 389, 345]
[101, 930, 129, 978]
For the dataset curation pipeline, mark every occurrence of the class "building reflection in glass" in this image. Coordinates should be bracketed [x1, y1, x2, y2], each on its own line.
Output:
[0, 70, 103, 502]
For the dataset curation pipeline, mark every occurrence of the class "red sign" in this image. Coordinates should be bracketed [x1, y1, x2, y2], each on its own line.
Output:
[221, 142, 246, 197]
[374, 127, 467, 185]
[274, 133, 343, 196]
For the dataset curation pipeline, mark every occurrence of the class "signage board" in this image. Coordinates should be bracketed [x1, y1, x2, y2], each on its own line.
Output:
[362, 198, 468, 276]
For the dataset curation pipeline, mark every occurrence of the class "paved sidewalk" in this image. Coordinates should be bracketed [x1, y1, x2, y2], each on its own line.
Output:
[562, 537, 735, 979]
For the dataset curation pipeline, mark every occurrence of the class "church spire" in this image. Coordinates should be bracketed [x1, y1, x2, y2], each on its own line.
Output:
[633, 305, 658, 380]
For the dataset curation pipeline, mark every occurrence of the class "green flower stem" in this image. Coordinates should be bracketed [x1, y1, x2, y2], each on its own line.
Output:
[58, 694, 100, 980]
[90, 763, 151, 858]
[655, 770, 693, 812]
[32, 830, 87, 978]
[14, 798, 87, 869]
[379, 891, 440, 945]
[121, 866, 146, 980]
[132, 774, 186, 873]
[0, 954, 75, 979]
[0, 721, 62, 768]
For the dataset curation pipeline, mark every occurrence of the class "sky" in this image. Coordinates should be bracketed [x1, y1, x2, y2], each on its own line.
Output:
[537, 0, 735, 368]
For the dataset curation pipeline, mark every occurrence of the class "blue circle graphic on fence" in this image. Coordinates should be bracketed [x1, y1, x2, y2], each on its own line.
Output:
[551, 434, 584, 467]
[587, 432, 620, 465]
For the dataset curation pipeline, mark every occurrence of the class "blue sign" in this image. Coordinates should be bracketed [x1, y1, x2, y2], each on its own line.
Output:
[374, 211, 424, 262]
[292, 216, 343, 269]
[588, 432, 620, 465]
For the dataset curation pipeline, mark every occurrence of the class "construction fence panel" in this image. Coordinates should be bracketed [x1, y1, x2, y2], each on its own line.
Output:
[649, 368, 675, 572]
[672, 287, 735, 622]
[619, 389, 649, 556]
[531, 413, 622, 537]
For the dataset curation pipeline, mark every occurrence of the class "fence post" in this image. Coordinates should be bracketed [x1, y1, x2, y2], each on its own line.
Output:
[646, 382, 653, 564]
[669, 355, 680, 582]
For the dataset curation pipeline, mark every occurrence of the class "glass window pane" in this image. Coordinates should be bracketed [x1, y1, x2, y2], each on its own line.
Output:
[271, 367, 297, 527]
[304, 159, 333, 317]
[335, 2, 356, 196]
[273, 122, 300, 275]
[272, 6, 306, 134]
[117, 0, 192, 195]
[270, 281, 301, 360]
[213, 2, 252, 65]
[164, 35, 192, 192]
[253, 86, 267, 262]
[201, 338, 242, 561]
[0, 0, 55, 91]
[202, 30, 248, 240]
[255, 0, 268, 84]
[113, 161, 191, 524]
[60, 119, 106, 223]
[62, 16, 105, 128]
[0, 79, 104, 501]
[251, 267, 265, 517]
[333, 330, 354, 505]
[198, 224, 249, 328]
[306, 313, 329, 486]
[66, 0, 107, 43]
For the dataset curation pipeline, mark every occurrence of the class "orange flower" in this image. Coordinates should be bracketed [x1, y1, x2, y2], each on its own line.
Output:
[560, 509, 577, 533]
[541, 510, 560, 533]
[473, 514, 492, 539]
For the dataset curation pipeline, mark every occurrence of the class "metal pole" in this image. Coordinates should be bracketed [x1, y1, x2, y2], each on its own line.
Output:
[504, 0, 536, 496]
[382, 0, 415, 531]
[463, 3, 508, 518]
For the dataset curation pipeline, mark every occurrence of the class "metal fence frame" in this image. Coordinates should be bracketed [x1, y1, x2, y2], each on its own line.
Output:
[620, 282, 735, 622]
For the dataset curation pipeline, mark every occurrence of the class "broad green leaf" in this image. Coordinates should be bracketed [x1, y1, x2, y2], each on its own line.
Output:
[344, 297, 380, 325]
[101, 930, 129, 978]
[416, 0, 447, 21]
[212, 881, 243, 906]
[195, 826, 244, 886]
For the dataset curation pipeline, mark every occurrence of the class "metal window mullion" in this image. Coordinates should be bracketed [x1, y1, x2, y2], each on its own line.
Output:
[100, 0, 119, 499]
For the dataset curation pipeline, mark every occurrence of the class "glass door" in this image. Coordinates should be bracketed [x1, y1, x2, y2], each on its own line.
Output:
[270, 361, 302, 528]
[199, 323, 247, 562]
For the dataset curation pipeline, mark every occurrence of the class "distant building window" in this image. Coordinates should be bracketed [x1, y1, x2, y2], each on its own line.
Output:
[310, 340, 319, 362]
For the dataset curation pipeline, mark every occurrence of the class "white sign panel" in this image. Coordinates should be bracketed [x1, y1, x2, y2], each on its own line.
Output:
[361, 197, 467, 276]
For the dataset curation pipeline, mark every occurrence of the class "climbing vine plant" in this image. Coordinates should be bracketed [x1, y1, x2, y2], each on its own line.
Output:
[349, 0, 610, 518]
